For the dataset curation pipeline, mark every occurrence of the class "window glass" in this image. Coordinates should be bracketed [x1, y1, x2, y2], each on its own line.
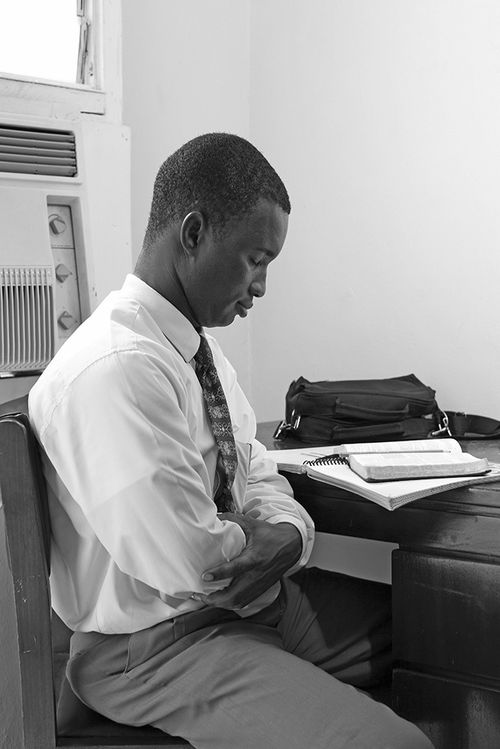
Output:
[0, 0, 85, 85]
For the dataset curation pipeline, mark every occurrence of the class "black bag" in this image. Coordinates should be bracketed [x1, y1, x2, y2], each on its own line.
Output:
[274, 374, 500, 445]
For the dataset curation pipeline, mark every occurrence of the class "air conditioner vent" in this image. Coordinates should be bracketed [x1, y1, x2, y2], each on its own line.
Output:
[0, 125, 77, 177]
[0, 267, 55, 372]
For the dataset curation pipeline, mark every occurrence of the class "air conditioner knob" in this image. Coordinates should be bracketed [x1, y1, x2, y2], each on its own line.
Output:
[48, 214, 66, 235]
[55, 263, 72, 283]
[58, 310, 75, 330]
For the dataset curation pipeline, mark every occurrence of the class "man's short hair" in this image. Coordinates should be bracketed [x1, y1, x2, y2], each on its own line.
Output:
[143, 133, 291, 246]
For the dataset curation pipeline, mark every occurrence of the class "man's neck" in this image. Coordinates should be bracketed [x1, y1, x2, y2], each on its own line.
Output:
[134, 238, 200, 330]
[135, 263, 200, 330]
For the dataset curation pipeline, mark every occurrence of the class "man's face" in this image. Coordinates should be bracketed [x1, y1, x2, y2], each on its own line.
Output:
[185, 198, 289, 328]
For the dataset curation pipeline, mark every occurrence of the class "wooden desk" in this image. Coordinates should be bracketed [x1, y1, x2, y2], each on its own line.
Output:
[257, 422, 500, 749]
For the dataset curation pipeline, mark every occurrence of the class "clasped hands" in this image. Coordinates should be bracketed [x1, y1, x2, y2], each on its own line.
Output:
[193, 513, 302, 611]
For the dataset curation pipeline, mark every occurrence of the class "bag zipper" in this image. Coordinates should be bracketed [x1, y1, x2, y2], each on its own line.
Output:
[293, 389, 435, 408]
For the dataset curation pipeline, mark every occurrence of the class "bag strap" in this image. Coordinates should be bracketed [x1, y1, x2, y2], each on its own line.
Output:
[446, 411, 500, 439]
[274, 410, 500, 441]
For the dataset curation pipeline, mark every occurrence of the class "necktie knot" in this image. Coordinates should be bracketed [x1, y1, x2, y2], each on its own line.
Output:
[194, 335, 213, 372]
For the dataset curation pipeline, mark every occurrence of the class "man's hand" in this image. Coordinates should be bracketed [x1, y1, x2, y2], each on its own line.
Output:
[194, 514, 302, 611]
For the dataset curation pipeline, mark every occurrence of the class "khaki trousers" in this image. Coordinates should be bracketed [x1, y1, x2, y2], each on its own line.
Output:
[67, 567, 433, 749]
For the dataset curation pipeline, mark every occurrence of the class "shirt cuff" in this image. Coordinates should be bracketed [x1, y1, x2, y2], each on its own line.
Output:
[220, 518, 246, 561]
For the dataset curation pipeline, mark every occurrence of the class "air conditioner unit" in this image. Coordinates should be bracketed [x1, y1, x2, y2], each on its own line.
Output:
[0, 115, 93, 374]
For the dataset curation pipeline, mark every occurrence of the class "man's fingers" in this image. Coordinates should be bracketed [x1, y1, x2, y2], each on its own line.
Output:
[201, 563, 232, 582]
[202, 553, 254, 581]
[199, 519, 302, 610]
[197, 574, 260, 610]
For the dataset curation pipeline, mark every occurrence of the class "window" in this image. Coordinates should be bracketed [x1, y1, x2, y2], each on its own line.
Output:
[0, 0, 94, 87]
[0, 0, 124, 119]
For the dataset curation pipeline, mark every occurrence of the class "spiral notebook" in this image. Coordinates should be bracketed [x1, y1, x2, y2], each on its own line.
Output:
[267, 439, 500, 511]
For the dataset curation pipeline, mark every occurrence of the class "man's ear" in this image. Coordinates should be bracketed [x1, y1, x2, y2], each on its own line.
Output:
[179, 211, 206, 255]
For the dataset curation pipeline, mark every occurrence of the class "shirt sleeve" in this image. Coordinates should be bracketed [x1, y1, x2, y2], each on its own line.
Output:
[209, 336, 315, 572]
[242, 438, 315, 573]
[31, 347, 246, 600]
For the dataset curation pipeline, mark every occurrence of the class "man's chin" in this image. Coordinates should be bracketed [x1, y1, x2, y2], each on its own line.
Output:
[204, 310, 238, 328]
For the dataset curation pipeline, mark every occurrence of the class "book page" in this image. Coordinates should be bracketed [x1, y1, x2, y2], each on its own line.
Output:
[337, 438, 461, 455]
[349, 452, 489, 481]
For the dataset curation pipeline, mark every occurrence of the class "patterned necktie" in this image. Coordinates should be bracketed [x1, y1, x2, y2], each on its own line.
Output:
[194, 335, 237, 513]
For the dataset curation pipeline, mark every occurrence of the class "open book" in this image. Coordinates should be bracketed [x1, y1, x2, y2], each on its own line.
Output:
[267, 439, 500, 511]
[315, 438, 489, 481]
[267, 438, 465, 474]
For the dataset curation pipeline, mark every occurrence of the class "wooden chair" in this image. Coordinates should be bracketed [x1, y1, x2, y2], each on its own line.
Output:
[0, 400, 192, 748]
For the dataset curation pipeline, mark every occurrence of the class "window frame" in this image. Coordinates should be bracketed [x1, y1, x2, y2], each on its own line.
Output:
[0, 0, 121, 122]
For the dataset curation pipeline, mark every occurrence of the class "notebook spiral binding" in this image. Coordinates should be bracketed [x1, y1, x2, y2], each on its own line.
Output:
[304, 455, 349, 466]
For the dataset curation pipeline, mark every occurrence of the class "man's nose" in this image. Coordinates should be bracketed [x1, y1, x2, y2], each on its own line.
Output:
[250, 268, 267, 298]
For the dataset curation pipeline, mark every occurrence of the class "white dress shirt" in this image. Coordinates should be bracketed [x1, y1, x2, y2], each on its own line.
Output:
[28, 274, 314, 634]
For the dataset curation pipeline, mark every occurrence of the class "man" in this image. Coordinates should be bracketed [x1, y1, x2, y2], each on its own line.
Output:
[29, 133, 433, 749]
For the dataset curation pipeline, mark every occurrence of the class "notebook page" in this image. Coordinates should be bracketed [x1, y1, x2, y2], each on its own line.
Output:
[266, 445, 338, 473]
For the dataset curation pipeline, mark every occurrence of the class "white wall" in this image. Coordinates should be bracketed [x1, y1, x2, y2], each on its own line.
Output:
[250, 0, 500, 422]
[123, 1, 500, 425]
[122, 0, 253, 394]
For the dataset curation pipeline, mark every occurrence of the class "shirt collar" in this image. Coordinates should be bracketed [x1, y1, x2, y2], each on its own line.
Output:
[121, 274, 200, 362]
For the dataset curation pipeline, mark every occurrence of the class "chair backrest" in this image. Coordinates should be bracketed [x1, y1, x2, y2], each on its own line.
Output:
[0, 409, 57, 749]
[0, 401, 190, 748]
